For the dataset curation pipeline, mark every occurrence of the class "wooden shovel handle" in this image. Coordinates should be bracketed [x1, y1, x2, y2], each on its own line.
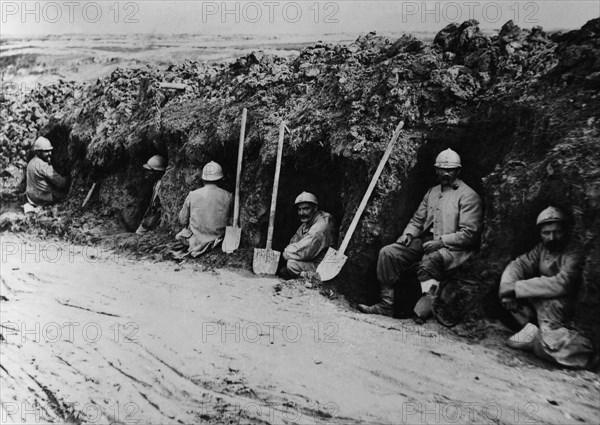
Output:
[266, 121, 286, 250]
[338, 121, 404, 254]
[233, 108, 247, 226]
[82, 182, 97, 208]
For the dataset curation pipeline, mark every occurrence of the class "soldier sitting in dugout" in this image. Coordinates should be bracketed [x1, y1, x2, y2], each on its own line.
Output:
[25, 136, 69, 212]
[358, 149, 483, 321]
[499, 206, 597, 369]
[174, 161, 233, 257]
[278, 192, 337, 279]
[136, 155, 167, 234]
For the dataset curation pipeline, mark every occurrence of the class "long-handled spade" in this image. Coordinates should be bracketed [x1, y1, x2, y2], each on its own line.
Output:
[82, 182, 97, 208]
[253, 121, 286, 275]
[317, 121, 405, 281]
[223, 108, 247, 253]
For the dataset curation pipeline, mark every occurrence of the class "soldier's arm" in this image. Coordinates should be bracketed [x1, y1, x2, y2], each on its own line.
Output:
[284, 223, 329, 262]
[515, 250, 582, 298]
[41, 163, 68, 189]
[499, 244, 542, 297]
[400, 189, 430, 241]
[178, 194, 191, 226]
[440, 190, 483, 248]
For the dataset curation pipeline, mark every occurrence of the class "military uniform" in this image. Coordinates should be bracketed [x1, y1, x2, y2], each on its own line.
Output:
[377, 179, 483, 286]
[283, 210, 337, 275]
[26, 156, 68, 206]
[500, 243, 595, 368]
[176, 184, 233, 257]
[136, 180, 163, 234]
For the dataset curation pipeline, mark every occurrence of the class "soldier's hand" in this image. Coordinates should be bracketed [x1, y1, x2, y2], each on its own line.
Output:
[398, 234, 413, 246]
[501, 297, 518, 312]
[423, 239, 444, 254]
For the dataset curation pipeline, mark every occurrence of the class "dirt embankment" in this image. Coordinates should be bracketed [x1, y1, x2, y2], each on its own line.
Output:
[2, 19, 600, 342]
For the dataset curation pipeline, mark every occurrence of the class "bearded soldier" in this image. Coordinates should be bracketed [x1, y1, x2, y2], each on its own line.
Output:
[499, 206, 596, 368]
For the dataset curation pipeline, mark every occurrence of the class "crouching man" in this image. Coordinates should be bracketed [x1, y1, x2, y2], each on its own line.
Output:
[499, 206, 596, 369]
[358, 149, 483, 319]
[279, 192, 337, 279]
[136, 155, 167, 234]
[25, 136, 69, 210]
[175, 161, 232, 257]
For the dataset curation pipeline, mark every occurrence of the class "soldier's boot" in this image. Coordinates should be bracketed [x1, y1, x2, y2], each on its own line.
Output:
[413, 279, 439, 323]
[357, 287, 394, 317]
[506, 323, 538, 351]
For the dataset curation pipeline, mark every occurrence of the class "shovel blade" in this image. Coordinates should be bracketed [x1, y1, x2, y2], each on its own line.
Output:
[252, 248, 281, 275]
[316, 248, 348, 281]
[222, 226, 241, 253]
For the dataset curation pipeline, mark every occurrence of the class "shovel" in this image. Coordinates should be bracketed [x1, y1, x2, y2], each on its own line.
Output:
[253, 121, 286, 275]
[223, 108, 247, 253]
[317, 121, 405, 281]
[82, 182, 97, 208]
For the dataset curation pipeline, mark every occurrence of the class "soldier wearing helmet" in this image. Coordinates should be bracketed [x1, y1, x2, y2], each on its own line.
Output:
[136, 155, 167, 234]
[25, 136, 69, 209]
[358, 148, 483, 320]
[174, 161, 233, 257]
[279, 192, 337, 279]
[499, 206, 596, 368]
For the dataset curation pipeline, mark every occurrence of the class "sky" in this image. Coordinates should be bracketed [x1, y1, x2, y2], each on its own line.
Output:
[1, 0, 598, 36]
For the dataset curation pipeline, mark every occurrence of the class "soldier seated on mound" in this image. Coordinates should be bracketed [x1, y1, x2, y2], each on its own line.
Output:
[499, 206, 597, 369]
[174, 161, 233, 257]
[25, 136, 69, 212]
[278, 192, 337, 280]
[357, 149, 483, 322]
[136, 155, 167, 235]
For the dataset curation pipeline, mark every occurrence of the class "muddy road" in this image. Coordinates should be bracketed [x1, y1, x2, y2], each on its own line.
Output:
[1, 233, 598, 424]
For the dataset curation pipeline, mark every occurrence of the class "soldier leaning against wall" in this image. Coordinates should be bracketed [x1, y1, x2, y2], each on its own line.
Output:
[358, 149, 483, 322]
[499, 206, 599, 369]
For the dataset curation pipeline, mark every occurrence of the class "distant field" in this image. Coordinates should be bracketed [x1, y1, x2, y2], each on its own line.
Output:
[0, 31, 436, 87]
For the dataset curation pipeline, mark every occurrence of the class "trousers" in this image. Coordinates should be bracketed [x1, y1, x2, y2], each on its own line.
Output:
[510, 298, 595, 368]
[287, 259, 318, 276]
[376, 236, 445, 287]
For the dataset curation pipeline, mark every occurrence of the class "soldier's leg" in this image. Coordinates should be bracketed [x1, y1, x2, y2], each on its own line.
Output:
[376, 239, 424, 285]
[531, 298, 595, 368]
[413, 251, 445, 321]
[509, 302, 536, 329]
[285, 259, 318, 277]
[358, 238, 424, 316]
[417, 251, 445, 291]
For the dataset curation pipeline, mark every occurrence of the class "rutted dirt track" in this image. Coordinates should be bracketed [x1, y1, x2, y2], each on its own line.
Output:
[1, 233, 599, 424]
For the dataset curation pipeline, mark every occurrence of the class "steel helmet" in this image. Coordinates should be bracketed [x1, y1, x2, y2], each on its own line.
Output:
[435, 148, 461, 168]
[143, 155, 167, 171]
[536, 206, 566, 226]
[202, 161, 224, 181]
[294, 192, 319, 206]
[33, 137, 53, 151]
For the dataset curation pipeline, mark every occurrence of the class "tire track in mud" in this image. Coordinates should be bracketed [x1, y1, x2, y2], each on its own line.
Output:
[56, 300, 121, 317]
[3, 295, 350, 422]
[128, 340, 359, 424]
